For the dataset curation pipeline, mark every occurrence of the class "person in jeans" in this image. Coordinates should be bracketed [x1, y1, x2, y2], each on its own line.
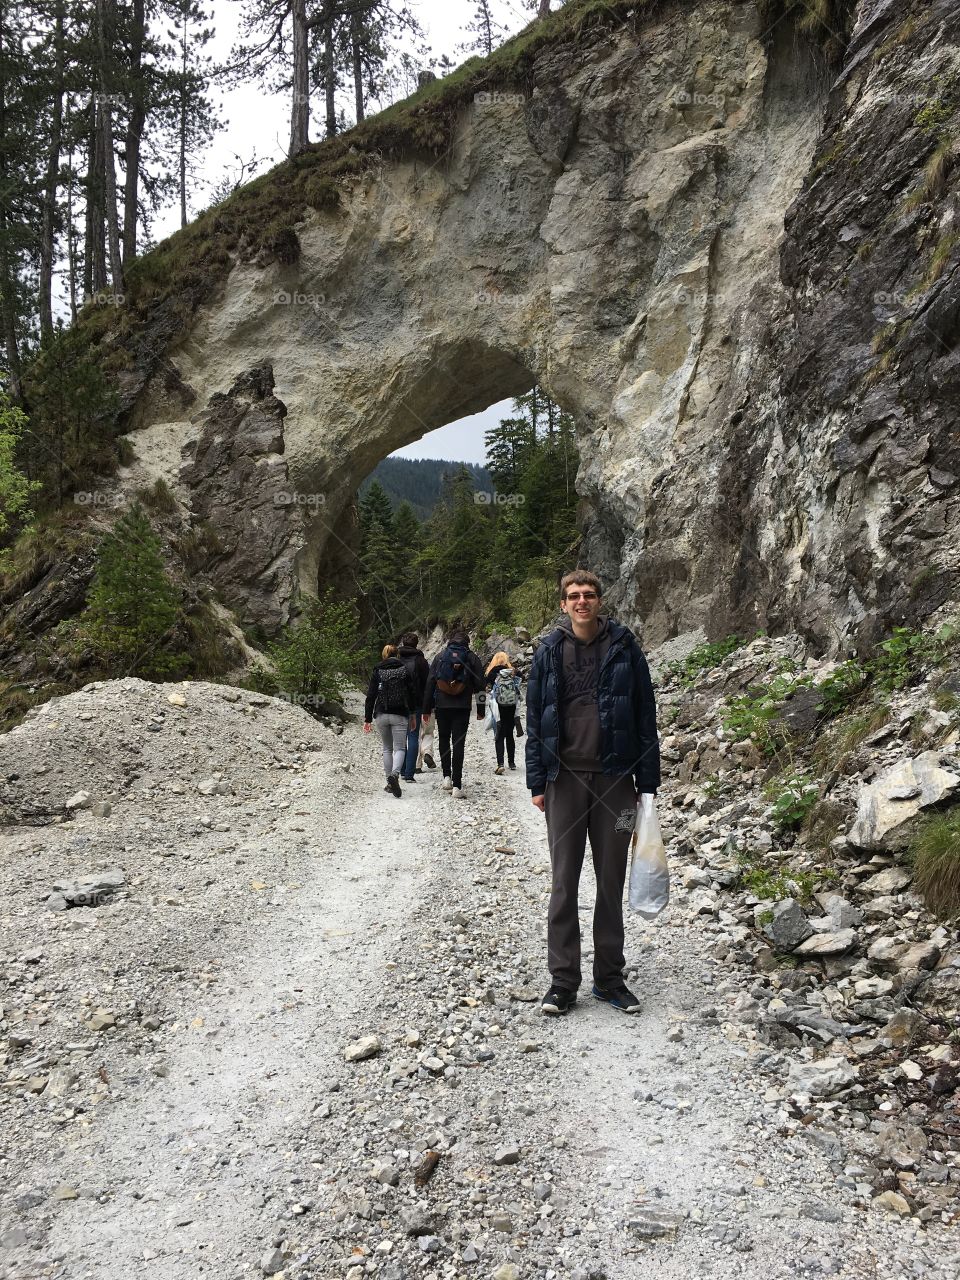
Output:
[363, 644, 417, 798]
[525, 570, 660, 1015]
[422, 628, 484, 798]
[485, 652, 521, 774]
[396, 632, 430, 783]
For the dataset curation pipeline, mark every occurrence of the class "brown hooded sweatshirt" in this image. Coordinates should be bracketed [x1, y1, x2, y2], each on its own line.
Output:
[558, 614, 611, 772]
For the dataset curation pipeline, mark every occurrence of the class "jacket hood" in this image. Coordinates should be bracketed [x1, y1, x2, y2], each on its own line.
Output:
[378, 656, 406, 668]
[396, 645, 422, 657]
[553, 615, 615, 645]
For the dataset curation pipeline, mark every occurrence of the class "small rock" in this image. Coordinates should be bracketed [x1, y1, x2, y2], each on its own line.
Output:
[260, 1246, 285, 1275]
[52, 1186, 78, 1201]
[86, 1009, 116, 1032]
[787, 1056, 857, 1098]
[493, 1144, 521, 1166]
[344, 1035, 381, 1063]
[65, 791, 91, 810]
[792, 929, 857, 957]
[872, 1191, 911, 1217]
[759, 899, 813, 950]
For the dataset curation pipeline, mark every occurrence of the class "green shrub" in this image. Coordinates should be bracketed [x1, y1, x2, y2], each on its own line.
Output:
[766, 773, 819, 831]
[909, 810, 960, 919]
[137, 478, 178, 514]
[266, 590, 361, 711]
[740, 865, 817, 905]
[722, 671, 811, 754]
[816, 659, 870, 716]
[666, 634, 745, 687]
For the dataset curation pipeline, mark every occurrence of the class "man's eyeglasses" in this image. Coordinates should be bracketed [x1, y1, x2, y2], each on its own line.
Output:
[564, 592, 598, 602]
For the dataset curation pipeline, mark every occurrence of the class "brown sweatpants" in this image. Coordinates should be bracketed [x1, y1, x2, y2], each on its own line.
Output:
[543, 769, 637, 991]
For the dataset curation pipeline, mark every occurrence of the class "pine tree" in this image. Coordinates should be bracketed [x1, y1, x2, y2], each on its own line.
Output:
[0, 391, 39, 544]
[459, 0, 505, 57]
[84, 503, 181, 675]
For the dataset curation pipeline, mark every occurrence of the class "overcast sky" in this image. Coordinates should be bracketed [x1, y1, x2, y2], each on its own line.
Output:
[157, 1, 541, 465]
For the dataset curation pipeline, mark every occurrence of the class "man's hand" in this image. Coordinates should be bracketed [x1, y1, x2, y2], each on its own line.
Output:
[363, 722, 371, 734]
[531, 794, 545, 812]
[422, 714, 431, 725]
[409, 715, 417, 730]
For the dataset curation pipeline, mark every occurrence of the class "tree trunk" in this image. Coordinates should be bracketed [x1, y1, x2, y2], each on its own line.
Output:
[538, 0, 551, 19]
[66, 116, 77, 323]
[96, 0, 123, 293]
[122, 0, 146, 266]
[351, 10, 364, 125]
[179, 5, 187, 225]
[85, 92, 105, 297]
[289, 0, 309, 156]
[39, 0, 65, 345]
[324, 19, 336, 138]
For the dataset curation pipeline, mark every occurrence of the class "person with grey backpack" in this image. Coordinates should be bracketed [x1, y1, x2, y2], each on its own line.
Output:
[486, 656, 522, 774]
[364, 644, 417, 798]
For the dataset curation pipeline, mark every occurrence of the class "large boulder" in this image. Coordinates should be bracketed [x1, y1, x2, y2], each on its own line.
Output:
[847, 752, 960, 851]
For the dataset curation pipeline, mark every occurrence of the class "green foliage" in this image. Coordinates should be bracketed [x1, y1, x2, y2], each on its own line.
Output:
[815, 659, 870, 716]
[722, 671, 810, 754]
[915, 98, 955, 134]
[79, 504, 182, 677]
[873, 625, 948, 691]
[0, 393, 40, 548]
[766, 773, 819, 832]
[909, 810, 960, 919]
[666, 635, 745, 687]
[136, 478, 178, 514]
[734, 845, 818, 904]
[359, 457, 490, 521]
[265, 590, 361, 709]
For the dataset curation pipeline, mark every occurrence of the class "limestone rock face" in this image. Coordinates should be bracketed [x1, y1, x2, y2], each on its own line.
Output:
[111, 0, 960, 644]
[847, 752, 960, 851]
[178, 364, 309, 632]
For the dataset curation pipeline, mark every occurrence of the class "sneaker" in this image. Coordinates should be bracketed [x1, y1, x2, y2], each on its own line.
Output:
[591, 982, 641, 1014]
[401, 775, 416, 783]
[414, 767, 424, 774]
[541, 986, 577, 1016]
[508, 762, 516, 770]
[494, 765, 504, 775]
[386, 773, 402, 798]
[451, 786, 465, 799]
[424, 753, 437, 770]
[442, 776, 453, 792]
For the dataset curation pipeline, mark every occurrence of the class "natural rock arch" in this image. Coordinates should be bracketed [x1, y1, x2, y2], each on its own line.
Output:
[115, 0, 960, 649]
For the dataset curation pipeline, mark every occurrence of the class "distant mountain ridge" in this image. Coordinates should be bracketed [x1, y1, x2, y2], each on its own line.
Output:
[359, 456, 492, 521]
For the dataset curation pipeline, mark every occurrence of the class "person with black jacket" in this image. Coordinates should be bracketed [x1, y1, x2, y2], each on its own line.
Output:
[364, 644, 417, 798]
[396, 632, 430, 784]
[422, 628, 485, 798]
[526, 571, 660, 1016]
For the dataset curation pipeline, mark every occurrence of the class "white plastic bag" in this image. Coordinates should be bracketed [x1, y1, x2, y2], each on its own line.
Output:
[417, 724, 434, 767]
[484, 697, 500, 732]
[628, 793, 669, 920]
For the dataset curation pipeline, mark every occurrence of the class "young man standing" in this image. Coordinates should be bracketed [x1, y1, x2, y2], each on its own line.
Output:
[525, 571, 660, 1015]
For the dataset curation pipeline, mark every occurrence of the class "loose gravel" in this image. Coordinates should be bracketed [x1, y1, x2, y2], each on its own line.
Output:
[1, 679, 958, 1279]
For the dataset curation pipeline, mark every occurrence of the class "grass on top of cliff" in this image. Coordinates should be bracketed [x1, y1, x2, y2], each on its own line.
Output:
[59, 0, 639, 363]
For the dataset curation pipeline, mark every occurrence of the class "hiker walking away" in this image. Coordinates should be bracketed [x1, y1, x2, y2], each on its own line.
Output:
[485, 651, 521, 775]
[364, 644, 417, 798]
[422, 628, 485, 798]
[526, 571, 660, 1015]
[396, 632, 430, 783]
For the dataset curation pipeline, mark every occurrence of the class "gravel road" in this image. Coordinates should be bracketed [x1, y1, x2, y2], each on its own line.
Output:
[1, 681, 957, 1280]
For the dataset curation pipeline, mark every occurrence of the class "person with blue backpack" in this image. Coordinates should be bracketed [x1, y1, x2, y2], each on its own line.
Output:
[422, 628, 485, 798]
[485, 651, 522, 774]
[363, 644, 418, 798]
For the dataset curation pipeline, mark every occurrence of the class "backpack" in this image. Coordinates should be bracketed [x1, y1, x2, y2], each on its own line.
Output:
[436, 642, 470, 695]
[493, 670, 519, 706]
[377, 665, 410, 714]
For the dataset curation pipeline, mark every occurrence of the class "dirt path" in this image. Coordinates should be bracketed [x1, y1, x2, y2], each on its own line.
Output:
[3, 690, 957, 1280]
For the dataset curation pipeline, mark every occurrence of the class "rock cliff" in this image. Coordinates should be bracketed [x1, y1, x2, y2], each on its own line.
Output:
[36, 0, 960, 648]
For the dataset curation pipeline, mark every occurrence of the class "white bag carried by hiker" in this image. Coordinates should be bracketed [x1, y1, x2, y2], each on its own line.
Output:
[628, 793, 669, 920]
[417, 723, 435, 768]
[484, 696, 500, 732]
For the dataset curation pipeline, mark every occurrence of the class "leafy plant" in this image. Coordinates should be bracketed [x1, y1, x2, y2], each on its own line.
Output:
[766, 773, 819, 832]
[666, 634, 745, 687]
[909, 810, 960, 919]
[816, 659, 870, 716]
[740, 865, 817, 905]
[722, 672, 811, 754]
[874, 626, 942, 690]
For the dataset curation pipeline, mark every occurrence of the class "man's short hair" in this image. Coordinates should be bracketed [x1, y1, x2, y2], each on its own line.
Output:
[401, 632, 418, 647]
[560, 570, 602, 600]
[447, 628, 469, 645]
